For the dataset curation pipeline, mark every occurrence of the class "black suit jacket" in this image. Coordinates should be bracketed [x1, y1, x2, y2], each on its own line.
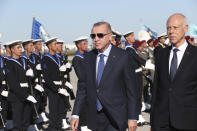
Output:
[72, 45, 138, 130]
[151, 43, 197, 130]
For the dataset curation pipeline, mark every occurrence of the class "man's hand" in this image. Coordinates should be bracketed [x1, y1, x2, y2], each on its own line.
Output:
[70, 118, 79, 131]
[128, 120, 137, 131]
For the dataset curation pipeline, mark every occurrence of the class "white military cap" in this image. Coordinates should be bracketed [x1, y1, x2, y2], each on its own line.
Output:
[44, 37, 57, 46]
[22, 39, 33, 47]
[123, 30, 134, 37]
[57, 39, 64, 44]
[158, 32, 168, 38]
[73, 36, 88, 43]
[6, 40, 22, 48]
[112, 29, 122, 36]
[33, 39, 42, 43]
[112, 34, 116, 38]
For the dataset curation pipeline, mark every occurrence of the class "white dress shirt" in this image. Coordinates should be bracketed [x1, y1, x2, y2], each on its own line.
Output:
[96, 44, 112, 78]
[169, 40, 188, 73]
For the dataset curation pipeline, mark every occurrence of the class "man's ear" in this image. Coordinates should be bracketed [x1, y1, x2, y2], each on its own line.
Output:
[184, 24, 189, 34]
[48, 44, 51, 50]
[77, 43, 81, 49]
[11, 47, 14, 52]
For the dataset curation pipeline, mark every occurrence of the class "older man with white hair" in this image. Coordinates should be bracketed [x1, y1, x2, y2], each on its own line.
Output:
[151, 13, 197, 131]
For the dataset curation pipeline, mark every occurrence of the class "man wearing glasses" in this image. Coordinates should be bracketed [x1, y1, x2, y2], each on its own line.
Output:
[71, 21, 138, 131]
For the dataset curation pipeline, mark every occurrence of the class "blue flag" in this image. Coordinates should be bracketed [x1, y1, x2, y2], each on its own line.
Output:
[141, 25, 157, 39]
[31, 17, 50, 41]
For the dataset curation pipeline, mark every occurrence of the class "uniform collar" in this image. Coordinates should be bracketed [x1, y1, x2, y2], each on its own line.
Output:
[44, 52, 61, 67]
[75, 50, 84, 59]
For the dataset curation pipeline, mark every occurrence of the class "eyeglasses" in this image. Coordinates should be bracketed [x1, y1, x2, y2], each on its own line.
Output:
[90, 32, 111, 39]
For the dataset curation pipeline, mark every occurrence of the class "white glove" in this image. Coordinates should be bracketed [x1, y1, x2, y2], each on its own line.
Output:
[59, 65, 67, 72]
[27, 95, 37, 103]
[34, 84, 44, 92]
[36, 64, 42, 70]
[145, 60, 155, 70]
[58, 88, 69, 96]
[65, 81, 73, 89]
[64, 75, 67, 79]
[135, 67, 143, 73]
[26, 68, 34, 77]
[1, 90, 8, 97]
[65, 62, 72, 69]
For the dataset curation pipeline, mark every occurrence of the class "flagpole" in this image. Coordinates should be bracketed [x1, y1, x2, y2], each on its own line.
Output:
[31, 13, 36, 39]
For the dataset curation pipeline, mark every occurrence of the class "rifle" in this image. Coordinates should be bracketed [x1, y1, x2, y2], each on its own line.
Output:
[26, 49, 39, 119]
[60, 50, 75, 100]
[0, 103, 5, 128]
[36, 48, 44, 95]
[0, 56, 10, 127]
[64, 47, 71, 82]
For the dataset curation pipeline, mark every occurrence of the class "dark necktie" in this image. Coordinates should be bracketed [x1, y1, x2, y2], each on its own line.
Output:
[96, 54, 105, 111]
[170, 48, 179, 80]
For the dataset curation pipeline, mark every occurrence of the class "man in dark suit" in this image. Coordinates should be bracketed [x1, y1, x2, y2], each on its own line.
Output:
[151, 13, 197, 131]
[71, 21, 138, 131]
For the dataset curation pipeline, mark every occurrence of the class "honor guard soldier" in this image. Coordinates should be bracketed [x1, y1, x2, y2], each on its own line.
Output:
[56, 39, 73, 130]
[72, 36, 88, 79]
[42, 37, 69, 131]
[72, 36, 89, 131]
[136, 40, 152, 112]
[56, 39, 73, 99]
[112, 29, 122, 47]
[21, 39, 42, 130]
[2, 42, 13, 130]
[33, 39, 49, 123]
[124, 31, 154, 125]
[154, 32, 168, 56]
[3, 43, 12, 60]
[110, 35, 117, 46]
[5, 40, 37, 131]
[0, 43, 8, 129]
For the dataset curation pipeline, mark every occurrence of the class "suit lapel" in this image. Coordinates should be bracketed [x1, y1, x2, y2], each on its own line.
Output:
[173, 44, 192, 82]
[98, 45, 119, 88]
[91, 49, 98, 87]
[165, 46, 171, 82]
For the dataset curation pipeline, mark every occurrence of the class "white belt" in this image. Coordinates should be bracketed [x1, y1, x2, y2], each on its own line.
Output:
[20, 83, 28, 87]
[2, 81, 6, 85]
[53, 81, 62, 85]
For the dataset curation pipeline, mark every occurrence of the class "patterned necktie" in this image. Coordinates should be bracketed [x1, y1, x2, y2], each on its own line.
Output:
[170, 48, 179, 80]
[96, 54, 105, 111]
